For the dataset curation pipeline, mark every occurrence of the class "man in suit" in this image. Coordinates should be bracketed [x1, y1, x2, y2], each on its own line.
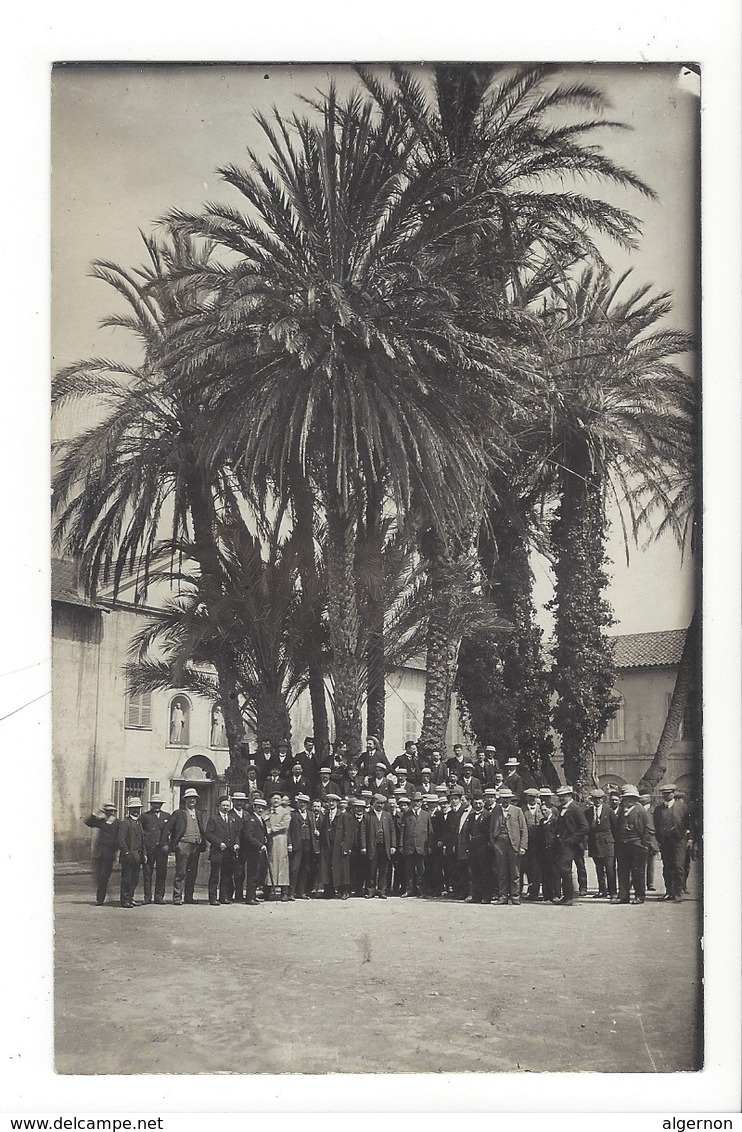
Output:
[262, 766, 289, 803]
[364, 793, 396, 898]
[205, 795, 242, 905]
[358, 735, 391, 780]
[520, 788, 543, 900]
[653, 783, 692, 902]
[140, 793, 171, 905]
[490, 787, 528, 905]
[287, 762, 313, 801]
[535, 788, 560, 901]
[401, 791, 432, 896]
[287, 793, 316, 898]
[467, 794, 493, 903]
[167, 787, 206, 905]
[318, 793, 353, 898]
[253, 739, 274, 788]
[552, 785, 589, 906]
[446, 743, 467, 776]
[118, 797, 145, 908]
[228, 792, 249, 901]
[392, 741, 424, 785]
[503, 758, 524, 804]
[459, 763, 482, 801]
[366, 761, 393, 798]
[270, 738, 294, 784]
[241, 795, 269, 904]
[446, 785, 471, 900]
[615, 784, 655, 903]
[426, 750, 448, 786]
[84, 802, 120, 905]
[585, 787, 617, 898]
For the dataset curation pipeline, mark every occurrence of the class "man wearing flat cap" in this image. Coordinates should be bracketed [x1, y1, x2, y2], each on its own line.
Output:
[140, 793, 171, 905]
[83, 802, 120, 905]
[653, 783, 691, 902]
[167, 788, 206, 905]
[118, 797, 145, 908]
[586, 788, 617, 899]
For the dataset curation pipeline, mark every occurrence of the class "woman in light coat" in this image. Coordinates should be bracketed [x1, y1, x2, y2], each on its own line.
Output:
[266, 793, 292, 901]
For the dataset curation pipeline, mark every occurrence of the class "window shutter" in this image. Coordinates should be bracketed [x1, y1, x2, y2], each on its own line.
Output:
[112, 778, 125, 819]
[140, 693, 152, 728]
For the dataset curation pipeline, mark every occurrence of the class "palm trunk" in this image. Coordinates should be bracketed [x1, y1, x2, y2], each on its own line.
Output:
[186, 469, 251, 766]
[419, 527, 462, 754]
[551, 442, 617, 801]
[325, 493, 364, 758]
[638, 610, 698, 793]
[256, 690, 293, 752]
[364, 484, 386, 744]
[290, 468, 331, 762]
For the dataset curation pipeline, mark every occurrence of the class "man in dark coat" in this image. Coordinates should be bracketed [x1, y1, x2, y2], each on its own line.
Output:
[365, 793, 396, 898]
[552, 786, 589, 906]
[520, 788, 543, 900]
[392, 741, 425, 785]
[228, 792, 249, 901]
[83, 802, 120, 905]
[167, 788, 206, 904]
[653, 783, 692, 901]
[446, 743, 466, 775]
[467, 795, 493, 903]
[586, 787, 617, 898]
[288, 794, 317, 898]
[460, 763, 482, 801]
[140, 794, 171, 904]
[401, 792, 433, 896]
[253, 739, 274, 788]
[366, 761, 393, 797]
[615, 784, 655, 903]
[490, 788, 528, 905]
[535, 788, 560, 901]
[118, 797, 145, 908]
[241, 796, 269, 904]
[287, 763, 313, 801]
[445, 786, 471, 900]
[348, 799, 368, 896]
[205, 795, 242, 905]
[316, 765, 344, 803]
[503, 758, 525, 804]
[319, 794, 354, 898]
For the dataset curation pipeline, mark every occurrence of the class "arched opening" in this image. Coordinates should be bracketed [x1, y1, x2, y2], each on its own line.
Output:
[210, 703, 228, 749]
[172, 753, 219, 817]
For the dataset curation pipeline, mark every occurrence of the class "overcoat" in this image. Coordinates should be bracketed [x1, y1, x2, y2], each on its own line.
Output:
[319, 808, 354, 887]
[266, 806, 291, 885]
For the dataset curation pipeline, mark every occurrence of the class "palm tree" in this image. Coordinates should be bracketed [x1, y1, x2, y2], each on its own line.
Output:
[165, 88, 515, 759]
[51, 230, 255, 764]
[537, 266, 695, 796]
[359, 63, 659, 751]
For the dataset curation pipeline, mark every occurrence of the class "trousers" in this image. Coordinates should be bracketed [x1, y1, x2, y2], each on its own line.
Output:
[617, 843, 647, 900]
[208, 851, 235, 903]
[367, 844, 391, 895]
[120, 854, 141, 905]
[143, 846, 168, 903]
[659, 838, 686, 897]
[494, 839, 521, 899]
[173, 842, 201, 903]
[94, 852, 116, 905]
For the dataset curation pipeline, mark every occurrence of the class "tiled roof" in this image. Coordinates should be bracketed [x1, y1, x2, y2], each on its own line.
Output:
[51, 558, 95, 607]
[610, 628, 687, 670]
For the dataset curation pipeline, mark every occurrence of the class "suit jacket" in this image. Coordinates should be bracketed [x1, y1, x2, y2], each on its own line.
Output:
[556, 801, 589, 851]
[319, 809, 355, 887]
[365, 808, 396, 855]
[205, 812, 242, 860]
[446, 805, 471, 860]
[467, 809, 493, 852]
[286, 773, 313, 801]
[521, 803, 541, 838]
[289, 809, 319, 854]
[402, 807, 433, 854]
[365, 775, 392, 798]
[615, 803, 655, 850]
[84, 813, 120, 857]
[167, 807, 206, 852]
[505, 772, 524, 803]
[391, 754, 425, 784]
[118, 815, 145, 861]
[491, 805, 529, 852]
[459, 775, 482, 800]
[253, 753, 274, 787]
[262, 775, 289, 801]
[586, 803, 617, 857]
[475, 763, 498, 790]
[241, 812, 268, 854]
[140, 809, 171, 854]
[653, 800, 691, 842]
[346, 811, 367, 854]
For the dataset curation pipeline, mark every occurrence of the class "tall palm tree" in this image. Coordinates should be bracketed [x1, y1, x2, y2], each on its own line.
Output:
[51, 231, 255, 764]
[537, 266, 695, 796]
[359, 63, 659, 751]
[165, 88, 519, 758]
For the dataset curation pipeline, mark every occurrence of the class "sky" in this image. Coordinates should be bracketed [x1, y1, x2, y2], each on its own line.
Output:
[51, 62, 700, 636]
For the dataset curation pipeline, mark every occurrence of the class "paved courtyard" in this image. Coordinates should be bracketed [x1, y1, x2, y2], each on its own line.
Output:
[55, 872, 702, 1076]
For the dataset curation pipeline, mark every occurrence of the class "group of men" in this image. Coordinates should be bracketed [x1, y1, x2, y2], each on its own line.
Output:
[83, 736, 697, 910]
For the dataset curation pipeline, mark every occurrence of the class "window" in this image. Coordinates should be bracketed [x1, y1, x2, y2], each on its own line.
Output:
[402, 703, 422, 745]
[667, 692, 698, 743]
[112, 777, 150, 818]
[600, 695, 624, 743]
[125, 691, 152, 730]
[167, 694, 191, 746]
